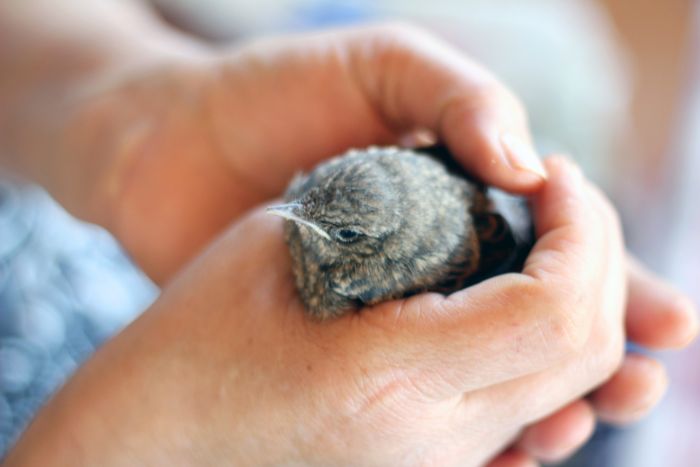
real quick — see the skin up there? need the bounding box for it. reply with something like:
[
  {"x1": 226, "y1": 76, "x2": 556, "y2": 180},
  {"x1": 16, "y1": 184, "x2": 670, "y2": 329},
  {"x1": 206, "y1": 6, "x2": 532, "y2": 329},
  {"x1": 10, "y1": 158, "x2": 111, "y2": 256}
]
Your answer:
[
  {"x1": 0, "y1": 1, "x2": 698, "y2": 465},
  {"x1": 3, "y1": 159, "x2": 631, "y2": 465}
]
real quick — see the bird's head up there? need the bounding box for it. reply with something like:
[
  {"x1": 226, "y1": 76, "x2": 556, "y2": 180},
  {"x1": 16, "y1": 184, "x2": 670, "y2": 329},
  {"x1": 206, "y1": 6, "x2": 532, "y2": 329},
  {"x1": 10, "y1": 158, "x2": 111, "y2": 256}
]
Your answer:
[{"x1": 267, "y1": 158, "x2": 404, "y2": 260}]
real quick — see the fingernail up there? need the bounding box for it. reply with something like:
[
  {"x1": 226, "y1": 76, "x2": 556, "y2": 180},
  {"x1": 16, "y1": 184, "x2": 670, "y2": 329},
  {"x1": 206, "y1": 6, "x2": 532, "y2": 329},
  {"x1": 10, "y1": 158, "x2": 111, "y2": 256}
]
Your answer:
[{"x1": 500, "y1": 132, "x2": 547, "y2": 180}]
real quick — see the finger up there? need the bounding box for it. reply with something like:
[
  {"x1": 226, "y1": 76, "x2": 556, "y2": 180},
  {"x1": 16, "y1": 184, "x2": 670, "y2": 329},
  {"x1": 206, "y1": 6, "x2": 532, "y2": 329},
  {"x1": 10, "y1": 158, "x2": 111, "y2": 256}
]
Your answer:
[
  {"x1": 518, "y1": 400, "x2": 595, "y2": 464},
  {"x1": 360, "y1": 157, "x2": 611, "y2": 399},
  {"x1": 625, "y1": 256, "x2": 699, "y2": 350},
  {"x1": 348, "y1": 23, "x2": 547, "y2": 192},
  {"x1": 486, "y1": 449, "x2": 539, "y2": 467},
  {"x1": 216, "y1": 23, "x2": 544, "y2": 197},
  {"x1": 457, "y1": 176, "x2": 626, "y2": 424},
  {"x1": 590, "y1": 353, "x2": 668, "y2": 425}
]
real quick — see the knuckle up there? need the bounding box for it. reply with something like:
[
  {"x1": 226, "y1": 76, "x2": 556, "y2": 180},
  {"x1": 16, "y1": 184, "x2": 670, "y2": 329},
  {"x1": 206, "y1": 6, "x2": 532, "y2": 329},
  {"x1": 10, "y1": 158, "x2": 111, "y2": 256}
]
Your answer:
[
  {"x1": 468, "y1": 82, "x2": 514, "y2": 109},
  {"x1": 534, "y1": 283, "x2": 591, "y2": 355},
  {"x1": 587, "y1": 183, "x2": 624, "y2": 237},
  {"x1": 360, "y1": 21, "x2": 434, "y2": 59},
  {"x1": 359, "y1": 21, "x2": 436, "y2": 83},
  {"x1": 581, "y1": 308, "x2": 626, "y2": 384},
  {"x1": 606, "y1": 341, "x2": 626, "y2": 379},
  {"x1": 597, "y1": 325, "x2": 625, "y2": 380},
  {"x1": 511, "y1": 279, "x2": 591, "y2": 357},
  {"x1": 461, "y1": 83, "x2": 529, "y2": 128},
  {"x1": 496, "y1": 88, "x2": 528, "y2": 120},
  {"x1": 548, "y1": 308, "x2": 589, "y2": 356}
]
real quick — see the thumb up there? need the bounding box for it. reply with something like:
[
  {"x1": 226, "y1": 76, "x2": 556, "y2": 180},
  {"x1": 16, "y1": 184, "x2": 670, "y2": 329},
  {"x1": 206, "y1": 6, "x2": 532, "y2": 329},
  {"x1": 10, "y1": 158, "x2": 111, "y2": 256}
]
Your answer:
[{"x1": 348, "y1": 23, "x2": 546, "y2": 192}]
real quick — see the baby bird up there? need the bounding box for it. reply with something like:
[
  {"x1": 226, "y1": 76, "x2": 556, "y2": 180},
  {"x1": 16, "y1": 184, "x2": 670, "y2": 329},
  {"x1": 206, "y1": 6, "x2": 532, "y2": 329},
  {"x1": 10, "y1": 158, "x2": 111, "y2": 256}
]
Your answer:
[{"x1": 268, "y1": 146, "x2": 530, "y2": 319}]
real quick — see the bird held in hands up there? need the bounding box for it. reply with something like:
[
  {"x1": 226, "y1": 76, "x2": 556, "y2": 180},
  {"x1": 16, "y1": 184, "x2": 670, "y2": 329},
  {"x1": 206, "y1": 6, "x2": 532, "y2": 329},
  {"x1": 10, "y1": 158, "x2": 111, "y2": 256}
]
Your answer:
[{"x1": 267, "y1": 146, "x2": 531, "y2": 320}]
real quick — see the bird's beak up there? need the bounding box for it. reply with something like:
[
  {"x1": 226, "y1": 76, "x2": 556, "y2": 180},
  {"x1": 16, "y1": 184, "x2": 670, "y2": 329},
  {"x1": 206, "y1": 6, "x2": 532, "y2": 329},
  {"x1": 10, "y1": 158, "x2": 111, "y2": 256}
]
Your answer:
[{"x1": 266, "y1": 203, "x2": 331, "y2": 240}]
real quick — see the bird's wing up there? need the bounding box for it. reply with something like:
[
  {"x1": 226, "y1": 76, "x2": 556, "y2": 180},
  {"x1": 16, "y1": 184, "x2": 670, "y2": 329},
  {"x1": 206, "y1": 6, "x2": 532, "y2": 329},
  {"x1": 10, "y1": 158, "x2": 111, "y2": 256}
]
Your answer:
[
  {"x1": 473, "y1": 189, "x2": 535, "y2": 280},
  {"x1": 329, "y1": 267, "x2": 404, "y2": 306}
]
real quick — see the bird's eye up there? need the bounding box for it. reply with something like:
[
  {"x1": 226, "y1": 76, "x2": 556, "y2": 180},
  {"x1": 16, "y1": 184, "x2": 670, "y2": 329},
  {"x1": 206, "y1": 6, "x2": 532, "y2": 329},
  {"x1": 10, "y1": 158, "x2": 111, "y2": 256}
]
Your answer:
[{"x1": 335, "y1": 228, "x2": 363, "y2": 243}]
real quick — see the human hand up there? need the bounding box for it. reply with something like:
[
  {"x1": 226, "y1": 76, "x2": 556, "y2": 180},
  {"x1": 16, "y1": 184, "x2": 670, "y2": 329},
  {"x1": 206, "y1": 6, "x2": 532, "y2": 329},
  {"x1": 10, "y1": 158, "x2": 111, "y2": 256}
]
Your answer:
[
  {"x1": 57, "y1": 23, "x2": 549, "y2": 283},
  {"x1": 9, "y1": 156, "x2": 684, "y2": 467},
  {"x1": 26, "y1": 22, "x2": 693, "y2": 465},
  {"x1": 488, "y1": 238, "x2": 699, "y2": 467}
]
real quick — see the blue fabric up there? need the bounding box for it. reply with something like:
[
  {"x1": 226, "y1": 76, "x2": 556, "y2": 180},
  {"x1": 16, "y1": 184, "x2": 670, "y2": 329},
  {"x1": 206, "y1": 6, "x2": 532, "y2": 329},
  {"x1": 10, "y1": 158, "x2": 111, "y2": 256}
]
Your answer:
[
  {"x1": 0, "y1": 181, "x2": 156, "y2": 457},
  {"x1": 285, "y1": 0, "x2": 376, "y2": 30}
]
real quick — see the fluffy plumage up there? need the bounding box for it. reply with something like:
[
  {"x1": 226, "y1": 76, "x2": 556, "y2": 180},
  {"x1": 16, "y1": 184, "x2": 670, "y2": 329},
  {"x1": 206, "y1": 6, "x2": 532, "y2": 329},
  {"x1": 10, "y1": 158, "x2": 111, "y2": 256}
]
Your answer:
[{"x1": 268, "y1": 146, "x2": 532, "y2": 319}]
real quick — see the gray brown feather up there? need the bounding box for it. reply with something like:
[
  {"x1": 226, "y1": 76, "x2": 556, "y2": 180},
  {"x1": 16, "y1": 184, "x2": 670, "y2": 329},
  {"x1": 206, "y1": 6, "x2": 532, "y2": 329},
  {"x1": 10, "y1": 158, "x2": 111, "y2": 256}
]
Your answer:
[{"x1": 276, "y1": 146, "x2": 533, "y2": 319}]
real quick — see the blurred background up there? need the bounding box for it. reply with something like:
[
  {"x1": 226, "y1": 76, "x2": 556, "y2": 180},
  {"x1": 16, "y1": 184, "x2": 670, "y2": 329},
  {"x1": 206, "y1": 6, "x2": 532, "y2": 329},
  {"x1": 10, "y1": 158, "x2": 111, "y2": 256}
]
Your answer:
[{"x1": 0, "y1": 0, "x2": 697, "y2": 465}]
